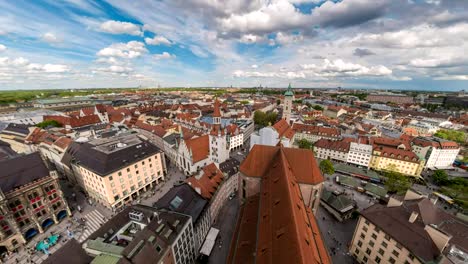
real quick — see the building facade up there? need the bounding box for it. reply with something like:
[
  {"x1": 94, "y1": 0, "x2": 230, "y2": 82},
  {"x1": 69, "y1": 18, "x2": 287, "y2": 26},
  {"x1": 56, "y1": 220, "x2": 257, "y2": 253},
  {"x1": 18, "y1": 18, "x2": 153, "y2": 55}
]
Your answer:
[
  {"x1": 292, "y1": 123, "x2": 341, "y2": 143},
  {"x1": 347, "y1": 141, "x2": 373, "y2": 168},
  {"x1": 411, "y1": 137, "x2": 460, "y2": 169},
  {"x1": 0, "y1": 153, "x2": 71, "y2": 252},
  {"x1": 349, "y1": 189, "x2": 468, "y2": 264},
  {"x1": 369, "y1": 146, "x2": 424, "y2": 177},
  {"x1": 314, "y1": 139, "x2": 350, "y2": 162},
  {"x1": 62, "y1": 134, "x2": 166, "y2": 209}
]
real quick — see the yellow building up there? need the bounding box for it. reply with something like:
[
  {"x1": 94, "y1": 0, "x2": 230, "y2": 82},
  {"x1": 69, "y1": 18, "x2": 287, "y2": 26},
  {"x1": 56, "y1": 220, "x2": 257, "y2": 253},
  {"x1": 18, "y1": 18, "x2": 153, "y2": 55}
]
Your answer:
[
  {"x1": 369, "y1": 146, "x2": 424, "y2": 177},
  {"x1": 62, "y1": 134, "x2": 166, "y2": 209}
]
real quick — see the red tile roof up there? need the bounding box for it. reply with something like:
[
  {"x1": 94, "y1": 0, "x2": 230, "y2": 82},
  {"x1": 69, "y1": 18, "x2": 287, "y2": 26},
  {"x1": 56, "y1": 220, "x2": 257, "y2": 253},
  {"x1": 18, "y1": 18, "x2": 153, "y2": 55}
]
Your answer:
[
  {"x1": 186, "y1": 163, "x2": 224, "y2": 199},
  {"x1": 184, "y1": 135, "x2": 209, "y2": 163},
  {"x1": 53, "y1": 137, "x2": 72, "y2": 149},
  {"x1": 292, "y1": 123, "x2": 340, "y2": 137},
  {"x1": 230, "y1": 145, "x2": 330, "y2": 264},
  {"x1": 134, "y1": 120, "x2": 167, "y2": 138},
  {"x1": 314, "y1": 138, "x2": 351, "y2": 152},
  {"x1": 272, "y1": 119, "x2": 295, "y2": 139},
  {"x1": 241, "y1": 145, "x2": 324, "y2": 185},
  {"x1": 374, "y1": 146, "x2": 420, "y2": 163},
  {"x1": 371, "y1": 137, "x2": 410, "y2": 150},
  {"x1": 228, "y1": 195, "x2": 260, "y2": 264},
  {"x1": 411, "y1": 137, "x2": 459, "y2": 149},
  {"x1": 43, "y1": 115, "x2": 101, "y2": 128}
]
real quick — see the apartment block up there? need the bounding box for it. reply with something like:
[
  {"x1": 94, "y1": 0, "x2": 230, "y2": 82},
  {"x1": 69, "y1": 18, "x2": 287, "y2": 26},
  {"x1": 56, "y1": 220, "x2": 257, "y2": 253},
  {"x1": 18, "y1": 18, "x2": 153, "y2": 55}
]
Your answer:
[
  {"x1": 347, "y1": 141, "x2": 373, "y2": 168},
  {"x1": 46, "y1": 205, "x2": 196, "y2": 264},
  {"x1": 292, "y1": 123, "x2": 341, "y2": 143},
  {"x1": 314, "y1": 138, "x2": 350, "y2": 162},
  {"x1": 349, "y1": 189, "x2": 468, "y2": 264},
  {"x1": 62, "y1": 134, "x2": 166, "y2": 209},
  {"x1": 0, "y1": 153, "x2": 71, "y2": 252},
  {"x1": 411, "y1": 137, "x2": 460, "y2": 169},
  {"x1": 369, "y1": 146, "x2": 424, "y2": 177}
]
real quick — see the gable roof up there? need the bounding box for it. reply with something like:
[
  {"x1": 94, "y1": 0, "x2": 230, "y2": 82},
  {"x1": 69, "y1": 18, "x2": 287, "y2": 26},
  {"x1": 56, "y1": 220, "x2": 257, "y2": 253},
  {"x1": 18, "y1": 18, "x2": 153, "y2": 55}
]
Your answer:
[
  {"x1": 230, "y1": 145, "x2": 330, "y2": 264},
  {"x1": 272, "y1": 119, "x2": 295, "y2": 139},
  {"x1": 240, "y1": 144, "x2": 324, "y2": 185},
  {"x1": 184, "y1": 135, "x2": 209, "y2": 163},
  {"x1": 186, "y1": 163, "x2": 224, "y2": 200},
  {"x1": 314, "y1": 138, "x2": 351, "y2": 153},
  {"x1": 361, "y1": 197, "x2": 468, "y2": 262}
]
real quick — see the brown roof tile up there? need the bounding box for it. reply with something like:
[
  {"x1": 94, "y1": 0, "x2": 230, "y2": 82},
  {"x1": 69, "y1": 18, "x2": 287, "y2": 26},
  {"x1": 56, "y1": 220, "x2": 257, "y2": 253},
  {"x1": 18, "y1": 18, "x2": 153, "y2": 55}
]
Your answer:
[
  {"x1": 184, "y1": 135, "x2": 209, "y2": 163},
  {"x1": 186, "y1": 163, "x2": 224, "y2": 199},
  {"x1": 240, "y1": 145, "x2": 323, "y2": 185},
  {"x1": 272, "y1": 119, "x2": 295, "y2": 139}
]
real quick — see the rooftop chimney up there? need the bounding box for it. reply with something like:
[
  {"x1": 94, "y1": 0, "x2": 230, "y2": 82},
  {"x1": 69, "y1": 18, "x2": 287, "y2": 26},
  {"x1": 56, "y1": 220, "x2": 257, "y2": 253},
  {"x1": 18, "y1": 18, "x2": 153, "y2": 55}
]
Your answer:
[{"x1": 409, "y1": 211, "x2": 419, "y2": 223}]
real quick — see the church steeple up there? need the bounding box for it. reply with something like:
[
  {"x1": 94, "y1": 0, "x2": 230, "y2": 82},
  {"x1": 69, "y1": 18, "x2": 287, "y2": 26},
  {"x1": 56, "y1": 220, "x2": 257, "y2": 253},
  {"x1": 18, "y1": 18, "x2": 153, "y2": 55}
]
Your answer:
[
  {"x1": 284, "y1": 83, "x2": 294, "y2": 97},
  {"x1": 283, "y1": 83, "x2": 293, "y2": 124},
  {"x1": 213, "y1": 98, "x2": 221, "y2": 125}
]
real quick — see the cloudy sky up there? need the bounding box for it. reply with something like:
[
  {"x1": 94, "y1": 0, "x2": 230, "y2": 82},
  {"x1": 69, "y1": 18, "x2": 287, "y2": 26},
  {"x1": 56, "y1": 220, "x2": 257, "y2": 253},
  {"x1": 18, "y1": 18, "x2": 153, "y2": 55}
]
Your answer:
[{"x1": 0, "y1": 0, "x2": 467, "y2": 91}]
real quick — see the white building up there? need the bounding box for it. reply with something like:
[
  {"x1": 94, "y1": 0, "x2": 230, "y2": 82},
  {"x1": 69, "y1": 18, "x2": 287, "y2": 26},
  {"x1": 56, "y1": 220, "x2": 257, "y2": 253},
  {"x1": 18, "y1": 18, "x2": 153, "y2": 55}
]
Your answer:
[
  {"x1": 314, "y1": 138, "x2": 350, "y2": 162},
  {"x1": 249, "y1": 119, "x2": 294, "y2": 150},
  {"x1": 177, "y1": 135, "x2": 210, "y2": 175},
  {"x1": 347, "y1": 140, "x2": 373, "y2": 168},
  {"x1": 411, "y1": 137, "x2": 460, "y2": 169}
]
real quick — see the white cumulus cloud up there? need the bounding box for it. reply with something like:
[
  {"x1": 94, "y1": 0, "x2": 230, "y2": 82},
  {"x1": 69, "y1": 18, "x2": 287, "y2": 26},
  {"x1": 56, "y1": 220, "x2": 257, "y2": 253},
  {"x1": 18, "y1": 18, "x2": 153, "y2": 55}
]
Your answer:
[
  {"x1": 97, "y1": 41, "x2": 148, "y2": 59},
  {"x1": 145, "y1": 36, "x2": 172, "y2": 45},
  {"x1": 0, "y1": 44, "x2": 6, "y2": 52},
  {"x1": 99, "y1": 20, "x2": 142, "y2": 36}
]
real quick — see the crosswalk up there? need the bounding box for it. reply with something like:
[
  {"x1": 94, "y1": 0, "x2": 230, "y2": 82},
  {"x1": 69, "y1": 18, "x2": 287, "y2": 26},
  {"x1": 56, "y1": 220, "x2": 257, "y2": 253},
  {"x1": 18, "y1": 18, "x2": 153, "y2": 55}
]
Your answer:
[{"x1": 77, "y1": 210, "x2": 106, "y2": 243}]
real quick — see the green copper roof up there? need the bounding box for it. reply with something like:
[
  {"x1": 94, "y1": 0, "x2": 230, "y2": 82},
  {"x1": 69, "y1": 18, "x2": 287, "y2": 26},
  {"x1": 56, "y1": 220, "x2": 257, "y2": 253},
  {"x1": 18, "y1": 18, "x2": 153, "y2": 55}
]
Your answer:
[{"x1": 284, "y1": 83, "x2": 294, "y2": 96}]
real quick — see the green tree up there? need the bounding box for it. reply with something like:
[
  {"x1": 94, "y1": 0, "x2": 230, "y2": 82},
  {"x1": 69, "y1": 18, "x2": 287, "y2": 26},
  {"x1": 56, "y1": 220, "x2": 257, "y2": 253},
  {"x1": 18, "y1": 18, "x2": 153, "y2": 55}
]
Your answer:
[
  {"x1": 253, "y1": 111, "x2": 278, "y2": 128},
  {"x1": 384, "y1": 171, "x2": 411, "y2": 193},
  {"x1": 312, "y1": 105, "x2": 324, "y2": 111},
  {"x1": 432, "y1": 170, "x2": 449, "y2": 186},
  {"x1": 36, "y1": 120, "x2": 62, "y2": 129},
  {"x1": 319, "y1": 160, "x2": 335, "y2": 175},
  {"x1": 276, "y1": 99, "x2": 281, "y2": 105},
  {"x1": 434, "y1": 129, "x2": 466, "y2": 144},
  {"x1": 240, "y1": 100, "x2": 250, "y2": 105},
  {"x1": 297, "y1": 138, "x2": 313, "y2": 149}
]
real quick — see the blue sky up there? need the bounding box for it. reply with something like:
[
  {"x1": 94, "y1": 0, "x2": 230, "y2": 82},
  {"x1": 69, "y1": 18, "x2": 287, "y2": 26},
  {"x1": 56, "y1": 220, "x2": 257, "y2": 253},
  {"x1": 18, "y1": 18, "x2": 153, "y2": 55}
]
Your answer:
[{"x1": 0, "y1": 0, "x2": 467, "y2": 91}]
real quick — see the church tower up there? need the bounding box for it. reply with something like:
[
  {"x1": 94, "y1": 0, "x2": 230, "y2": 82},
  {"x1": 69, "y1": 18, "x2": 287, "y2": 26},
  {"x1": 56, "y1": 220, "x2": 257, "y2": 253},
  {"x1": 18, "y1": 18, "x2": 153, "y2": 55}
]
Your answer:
[
  {"x1": 209, "y1": 99, "x2": 229, "y2": 165},
  {"x1": 283, "y1": 83, "x2": 294, "y2": 124}
]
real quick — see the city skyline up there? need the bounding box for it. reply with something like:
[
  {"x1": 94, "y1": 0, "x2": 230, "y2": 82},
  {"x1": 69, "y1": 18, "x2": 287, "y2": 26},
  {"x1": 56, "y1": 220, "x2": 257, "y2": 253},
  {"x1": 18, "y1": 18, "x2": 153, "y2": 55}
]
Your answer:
[{"x1": 0, "y1": 0, "x2": 468, "y2": 91}]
